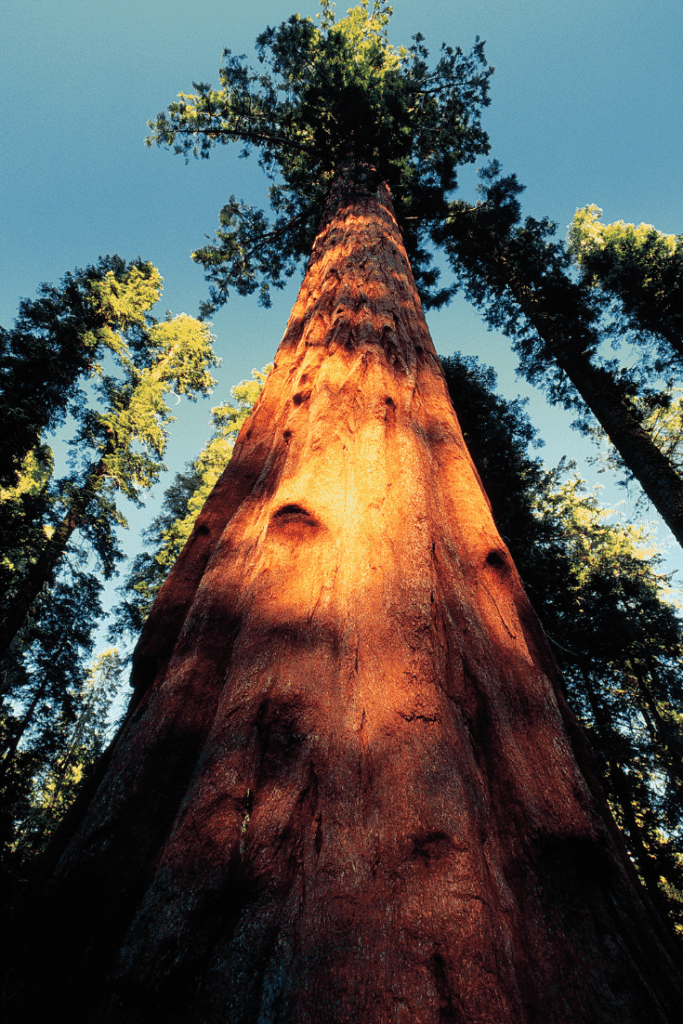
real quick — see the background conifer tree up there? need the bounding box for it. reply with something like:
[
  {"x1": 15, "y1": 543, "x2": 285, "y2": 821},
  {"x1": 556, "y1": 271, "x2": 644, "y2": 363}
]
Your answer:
[
  {"x1": 439, "y1": 165, "x2": 683, "y2": 547},
  {"x1": 0, "y1": 259, "x2": 219, "y2": 906},
  {"x1": 0, "y1": 263, "x2": 218, "y2": 670},
  {"x1": 568, "y1": 205, "x2": 683, "y2": 364}
]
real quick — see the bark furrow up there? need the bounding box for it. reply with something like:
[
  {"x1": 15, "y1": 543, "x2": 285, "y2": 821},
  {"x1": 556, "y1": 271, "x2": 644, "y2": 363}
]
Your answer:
[{"x1": 5, "y1": 175, "x2": 683, "y2": 1024}]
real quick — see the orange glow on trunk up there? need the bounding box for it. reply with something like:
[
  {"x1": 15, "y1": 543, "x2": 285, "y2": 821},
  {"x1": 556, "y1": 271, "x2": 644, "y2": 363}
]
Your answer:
[{"x1": 6, "y1": 172, "x2": 683, "y2": 1024}]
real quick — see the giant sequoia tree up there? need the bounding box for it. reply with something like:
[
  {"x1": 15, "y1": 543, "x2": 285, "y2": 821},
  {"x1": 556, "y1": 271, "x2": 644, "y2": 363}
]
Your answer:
[{"x1": 5, "y1": 5, "x2": 683, "y2": 1022}]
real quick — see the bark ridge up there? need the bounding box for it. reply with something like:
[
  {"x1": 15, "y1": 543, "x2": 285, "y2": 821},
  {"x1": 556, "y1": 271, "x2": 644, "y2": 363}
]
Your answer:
[{"x1": 5, "y1": 177, "x2": 683, "y2": 1024}]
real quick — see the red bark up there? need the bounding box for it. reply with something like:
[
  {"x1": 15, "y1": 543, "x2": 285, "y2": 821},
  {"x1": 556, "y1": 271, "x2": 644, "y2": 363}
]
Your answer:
[{"x1": 5, "y1": 173, "x2": 683, "y2": 1023}]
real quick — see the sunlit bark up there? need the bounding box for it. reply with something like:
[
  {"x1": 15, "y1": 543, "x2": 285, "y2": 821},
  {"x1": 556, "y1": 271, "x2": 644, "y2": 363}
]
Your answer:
[{"x1": 6, "y1": 171, "x2": 683, "y2": 1023}]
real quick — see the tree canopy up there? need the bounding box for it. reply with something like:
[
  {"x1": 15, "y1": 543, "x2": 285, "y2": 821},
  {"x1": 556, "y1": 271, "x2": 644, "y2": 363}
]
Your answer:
[
  {"x1": 0, "y1": 264, "x2": 218, "y2": 668},
  {"x1": 146, "y1": 0, "x2": 493, "y2": 312},
  {"x1": 0, "y1": 257, "x2": 163, "y2": 490},
  {"x1": 568, "y1": 205, "x2": 683, "y2": 367}
]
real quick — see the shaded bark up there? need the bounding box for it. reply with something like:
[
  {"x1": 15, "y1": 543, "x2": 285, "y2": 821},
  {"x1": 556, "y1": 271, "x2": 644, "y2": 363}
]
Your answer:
[{"x1": 5, "y1": 172, "x2": 683, "y2": 1023}]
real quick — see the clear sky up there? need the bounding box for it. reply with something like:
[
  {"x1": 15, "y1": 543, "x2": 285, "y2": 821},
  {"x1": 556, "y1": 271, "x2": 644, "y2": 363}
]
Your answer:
[{"x1": 2, "y1": 0, "x2": 682, "y2": 602}]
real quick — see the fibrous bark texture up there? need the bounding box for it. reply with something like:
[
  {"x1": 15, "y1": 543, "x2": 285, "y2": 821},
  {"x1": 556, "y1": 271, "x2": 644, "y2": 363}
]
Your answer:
[{"x1": 5, "y1": 175, "x2": 683, "y2": 1023}]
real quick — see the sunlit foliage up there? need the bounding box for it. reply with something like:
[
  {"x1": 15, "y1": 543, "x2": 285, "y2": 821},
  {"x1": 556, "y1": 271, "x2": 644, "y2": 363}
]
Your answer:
[
  {"x1": 113, "y1": 366, "x2": 271, "y2": 637},
  {"x1": 0, "y1": 258, "x2": 162, "y2": 490},
  {"x1": 2, "y1": 648, "x2": 124, "y2": 900},
  {"x1": 568, "y1": 205, "x2": 683, "y2": 367},
  {"x1": 0, "y1": 263, "x2": 218, "y2": 668},
  {"x1": 146, "y1": 1, "x2": 493, "y2": 311}
]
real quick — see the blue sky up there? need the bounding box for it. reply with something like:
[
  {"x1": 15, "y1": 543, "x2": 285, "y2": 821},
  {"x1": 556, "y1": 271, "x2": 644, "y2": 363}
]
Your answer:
[{"x1": 3, "y1": 0, "x2": 682, "y2": 598}]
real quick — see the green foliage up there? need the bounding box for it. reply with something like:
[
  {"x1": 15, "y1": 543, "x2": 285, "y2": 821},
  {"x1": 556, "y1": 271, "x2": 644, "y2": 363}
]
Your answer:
[
  {"x1": 0, "y1": 445, "x2": 54, "y2": 608},
  {"x1": 579, "y1": 381, "x2": 683, "y2": 507},
  {"x1": 624, "y1": 385, "x2": 683, "y2": 475},
  {"x1": 0, "y1": 263, "x2": 219, "y2": 670},
  {"x1": 442, "y1": 352, "x2": 683, "y2": 931},
  {"x1": 113, "y1": 366, "x2": 271, "y2": 637},
  {"x1": 568, "y1": 205, "x2": 683, "y2": 366},
  {"x1": 146, "y1": 1, "x2": 492, "y2": 312},
  {"x1": 438, "y1": 164, "x2": 613, "y2": 396},
  {"x1": 0, "y1": 257, "x2": 162, "y2": 490},
  {"x1": 80, "y1": 310, "x2": 218, "y2": 508},
  {"x1": 0, "y1": 260, "x2": 220, "y2": 904},
  {"x1": 2, "y1": 647, "x2": 124, "y2": 901}
]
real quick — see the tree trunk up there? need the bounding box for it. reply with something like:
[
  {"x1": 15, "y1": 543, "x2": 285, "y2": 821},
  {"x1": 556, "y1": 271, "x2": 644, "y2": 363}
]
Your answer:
[
  {"x1": 523, "y1": 305, "x2": 683, "y2": 549},
  {"x1": 0, "y1": 680, "x2": 45, "y2": 771},
  {"x1": 486, "y1": 251, "x2": 683, "y2": 549},
  {"x1": 5, "y1": 171, "x2": 683, "y2": 1023},
  {"x1": 0, "y1": 460, "x2": 106, "y2": 683}
]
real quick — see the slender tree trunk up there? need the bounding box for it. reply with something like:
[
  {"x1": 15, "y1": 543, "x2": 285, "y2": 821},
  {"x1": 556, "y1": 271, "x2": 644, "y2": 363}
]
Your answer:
[
  {"x1": 0, "y1": 682, "x2": 45, "y2": 771},
  {"x1": 488, "y1": 255, "x2": 683, "y2": 549},
  {"x1": 5, "y1": 172, "x2": 683, "y2": 1023},
  {"x1": 0, "y1": 460, "x2": 105, "y2": 683}
]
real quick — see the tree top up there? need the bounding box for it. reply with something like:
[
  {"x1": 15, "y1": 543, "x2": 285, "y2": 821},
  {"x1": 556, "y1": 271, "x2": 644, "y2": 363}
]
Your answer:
[{"x1": 146, "y1": 1, "x2": 493, "y2": 313}]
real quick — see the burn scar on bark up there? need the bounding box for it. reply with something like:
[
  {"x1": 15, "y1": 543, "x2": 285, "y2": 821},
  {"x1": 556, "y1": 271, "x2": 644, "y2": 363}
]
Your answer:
[
  {"x1": 272, "y1": 504, "x2": 311, "y2": 519},
  {"x1": 411, "y1": 831, "x2": 458, "y2": 863},
  {"x1": 485, "y1": 549, "x2": 508, "y2": 570},
  {"x1": 269, "y1": 504, "x2": 325, "y2": 541}
]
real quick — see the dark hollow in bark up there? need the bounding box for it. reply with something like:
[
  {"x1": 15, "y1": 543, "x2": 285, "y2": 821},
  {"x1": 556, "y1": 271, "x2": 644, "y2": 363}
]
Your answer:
[{"x1": 4, "y1": 176, "x2": 683, "y2": 1023}]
